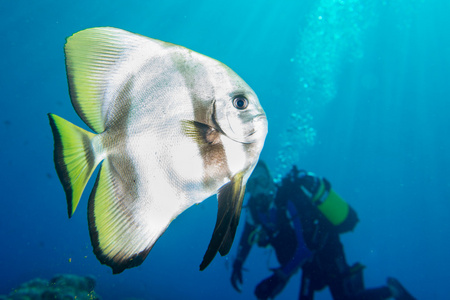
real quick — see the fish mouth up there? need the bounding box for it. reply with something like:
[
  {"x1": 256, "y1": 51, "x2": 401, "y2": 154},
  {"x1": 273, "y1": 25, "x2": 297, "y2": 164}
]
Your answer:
[
  {"x1": 226, "y1": 113, "x2": 267, "y2": 144},
  {"x1": 245, "y1": 113, "x2": 267, "y2": 137}
]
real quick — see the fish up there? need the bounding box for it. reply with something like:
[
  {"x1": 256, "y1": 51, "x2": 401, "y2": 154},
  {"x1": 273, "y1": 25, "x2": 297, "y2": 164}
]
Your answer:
[{"x1": 48, "y1": 27, "x2": 268, "y2": 274}]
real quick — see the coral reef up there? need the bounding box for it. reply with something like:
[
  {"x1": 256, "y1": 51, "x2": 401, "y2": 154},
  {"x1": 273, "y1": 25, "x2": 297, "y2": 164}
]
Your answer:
[{"x1": 0, "y1": 274, "x2": 101, "y2": 300}]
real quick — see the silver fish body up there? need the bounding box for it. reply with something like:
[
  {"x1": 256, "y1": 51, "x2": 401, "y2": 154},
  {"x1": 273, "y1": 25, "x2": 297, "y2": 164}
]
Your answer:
[{"x1": 48, "y1": 27, "x2": 267, "y2": 273}]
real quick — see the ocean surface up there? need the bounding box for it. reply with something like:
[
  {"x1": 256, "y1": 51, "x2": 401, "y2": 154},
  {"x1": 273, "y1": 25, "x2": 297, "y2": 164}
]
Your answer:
[{"x1": 1, "y1": 0, "x2": 448, "y2": 299}]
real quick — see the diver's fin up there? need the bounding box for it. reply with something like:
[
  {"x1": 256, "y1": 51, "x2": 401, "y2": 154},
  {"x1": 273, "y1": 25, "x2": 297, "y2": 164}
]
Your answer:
[
  {"x1": 88, "y1": 158, "x2": 175, "y2": 274},
  {"x1": 387, "y1": 277, "x2": 416, "y2": 300},
  {"x1": 48, "y1": 114, "x2": 100, "y2": 218},
  {"x1": 199, "y1": 172, "x2": 245, "y2": 271}
]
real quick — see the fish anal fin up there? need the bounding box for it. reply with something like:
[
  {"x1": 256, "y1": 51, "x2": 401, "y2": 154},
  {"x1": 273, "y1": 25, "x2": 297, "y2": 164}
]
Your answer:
[
  {"x1": 88, "y1": 158, "x2": 171, "y2": 274},
  {"x1": 199, "y1": 172, "x2": 245, "y2": 271}
]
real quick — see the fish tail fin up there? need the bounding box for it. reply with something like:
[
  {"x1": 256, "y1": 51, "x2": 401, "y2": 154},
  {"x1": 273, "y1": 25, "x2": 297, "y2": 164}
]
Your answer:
[{"x1": 48, "y1": 113, "x2": 101, "y2": 218}]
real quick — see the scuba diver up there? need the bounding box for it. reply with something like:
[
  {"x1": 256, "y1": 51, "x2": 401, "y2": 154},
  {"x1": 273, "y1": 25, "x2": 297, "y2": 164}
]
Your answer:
[{"x1": 230, "y1": 161, "x2": 415, "y2": 300}]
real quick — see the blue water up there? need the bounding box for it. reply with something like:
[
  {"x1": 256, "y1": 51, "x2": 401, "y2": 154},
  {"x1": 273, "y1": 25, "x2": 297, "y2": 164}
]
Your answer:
[{"x1": 1, "y1": 0, "x2": 449, "y2": 299}]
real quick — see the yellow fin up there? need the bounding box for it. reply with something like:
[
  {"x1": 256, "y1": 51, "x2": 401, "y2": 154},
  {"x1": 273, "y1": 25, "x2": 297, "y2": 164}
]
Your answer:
[
  {"x1": 48, "y1": 114, "x2": 99, "y2": 217},
  {"x1": 180, "y1": 120, "x2": 221, "y2": 145},
  {"x1": 199, "y1": 172, "x2": 246, "y2": 271},
  {"x1": 65, "y1": 27, "x2": 149, "y2": 133},
  {"x1": 88, "y1": 159, "x2": 169, "y2": 274}
]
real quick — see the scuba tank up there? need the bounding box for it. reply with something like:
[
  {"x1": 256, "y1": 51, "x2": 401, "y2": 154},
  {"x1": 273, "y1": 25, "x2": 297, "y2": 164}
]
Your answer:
[{"x1": 297, "y1": 169, "x2": 359, "y2": 234}]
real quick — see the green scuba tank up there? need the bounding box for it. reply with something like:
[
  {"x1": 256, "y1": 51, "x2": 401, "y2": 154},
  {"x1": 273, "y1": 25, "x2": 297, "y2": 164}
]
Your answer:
[{"x1": 309, "y1": 177, "x2": 358, "y2": 233}]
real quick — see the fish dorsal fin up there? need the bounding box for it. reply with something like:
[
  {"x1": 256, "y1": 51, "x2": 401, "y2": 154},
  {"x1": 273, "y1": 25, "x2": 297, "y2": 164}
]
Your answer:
[
  {"x1": 64, "y1": 27, "x2": 164, "y2": 133},
  {"x1": 199, "y1": 172, "x2": 246, "y2": 271}
]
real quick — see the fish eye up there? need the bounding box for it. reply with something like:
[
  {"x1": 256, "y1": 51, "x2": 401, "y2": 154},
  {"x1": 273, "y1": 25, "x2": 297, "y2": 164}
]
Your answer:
[{"x1": 232, "y1": 96, "x2": 249, "y2": 110}]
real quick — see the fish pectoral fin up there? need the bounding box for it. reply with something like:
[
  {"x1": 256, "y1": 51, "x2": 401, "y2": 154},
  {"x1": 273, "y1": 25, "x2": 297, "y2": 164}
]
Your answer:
[
  {"x1": 181, "y1": 120, "x2": 221, "y2": 145},
  {"x1": 88, "y1": 158, "x2": 173, "y2": 274},
  {"x1": 199, "y1": 172, "x2": 246, "y2": 271}
]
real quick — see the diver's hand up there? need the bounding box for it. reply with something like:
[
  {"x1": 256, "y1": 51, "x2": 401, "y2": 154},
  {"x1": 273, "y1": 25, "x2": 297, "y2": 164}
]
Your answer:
[
  {"x1": 254, "y1": 269, "x2": 289, "y2": 300},
  {"x1": 231, "y1": 260, "x2": 243, "y2": 292}
]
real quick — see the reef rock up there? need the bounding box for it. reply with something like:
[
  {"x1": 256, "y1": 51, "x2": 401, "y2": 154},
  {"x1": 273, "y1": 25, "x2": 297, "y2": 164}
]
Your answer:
[{"x1": 0, "y1": 274, "x2": 101, "y2": 300}]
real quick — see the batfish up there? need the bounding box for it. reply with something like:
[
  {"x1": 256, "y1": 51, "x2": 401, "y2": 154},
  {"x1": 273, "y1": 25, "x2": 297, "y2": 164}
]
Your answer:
[{"x1": 48, "y1": 27, "x2": 268, "y2": 274}]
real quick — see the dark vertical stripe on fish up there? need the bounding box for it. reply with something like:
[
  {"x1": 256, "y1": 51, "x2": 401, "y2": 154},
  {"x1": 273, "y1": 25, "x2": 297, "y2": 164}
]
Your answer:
[{"x1": 171, "y1": 51, "x2": 231, "y2": 187}]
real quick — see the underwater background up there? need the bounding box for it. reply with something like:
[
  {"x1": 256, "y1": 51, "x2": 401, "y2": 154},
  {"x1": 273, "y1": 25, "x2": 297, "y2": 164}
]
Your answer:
[{"x1": 1, "y1": 0, "x2": 449, "y2": 299}]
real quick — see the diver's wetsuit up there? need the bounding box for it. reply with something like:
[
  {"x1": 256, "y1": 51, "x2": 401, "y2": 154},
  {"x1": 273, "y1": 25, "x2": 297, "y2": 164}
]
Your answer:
[{"x1": 234, "y1": 166, "x2": 393, "y2": 300}]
